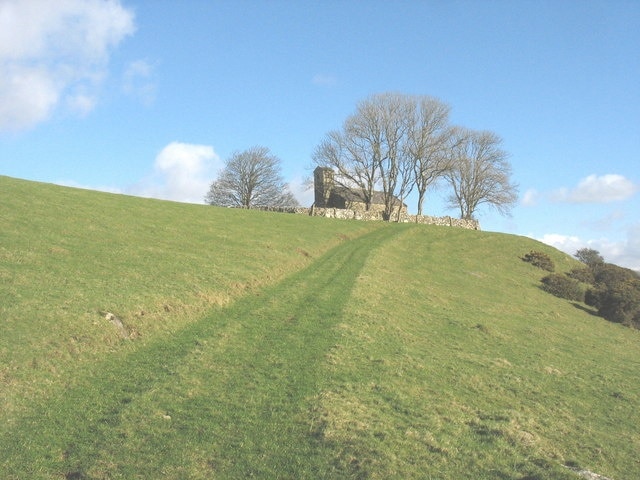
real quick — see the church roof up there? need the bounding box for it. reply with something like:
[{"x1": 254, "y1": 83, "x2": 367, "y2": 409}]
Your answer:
[{"x1": 332, "y1": 186, "x2": 405, "y2": 207}]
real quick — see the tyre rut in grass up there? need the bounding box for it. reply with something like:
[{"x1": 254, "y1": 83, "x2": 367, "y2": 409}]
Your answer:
[{"x1": 1, "y1": 225, "x2": 401, "y2": 479}]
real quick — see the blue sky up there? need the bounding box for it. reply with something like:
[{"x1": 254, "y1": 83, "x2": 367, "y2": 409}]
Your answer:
[{"x1": 1, "y1": 0, "x2": 639, "y2": 269}]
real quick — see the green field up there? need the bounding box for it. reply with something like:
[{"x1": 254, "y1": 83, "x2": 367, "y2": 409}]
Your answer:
[{"x1": 1, "y1": 175, "x2": 638, "y2": 479}]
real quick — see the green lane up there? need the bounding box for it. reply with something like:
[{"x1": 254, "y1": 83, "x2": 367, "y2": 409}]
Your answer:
[{"x1": 1, "y1": 225, "x2": 402, "y2": 479}]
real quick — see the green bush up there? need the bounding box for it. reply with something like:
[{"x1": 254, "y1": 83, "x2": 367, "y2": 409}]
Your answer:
[
  {"x1": 583, "y1": 263, "x2": 640, "y2": 328},
  {"x1": 594, "y1": 263, "x2": 638, "y2": 287},
  {"x1": 597, "y1": 282, "x2": 640, "y2": 326},
  {"x1": 567, "y1": 267, "x2": 595, "y2": 285},
  {"x1": 541, "y1": 274, "x2": 584, "y2": 302},
  {"x1": 585, "y1": 286, "x2": 605, "y2": 309},
  {"x1": 522, "y1": 250, "x2": 555, "y2": 272}
]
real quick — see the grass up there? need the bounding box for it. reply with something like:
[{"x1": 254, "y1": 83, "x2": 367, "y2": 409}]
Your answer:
[
  {"x1": 311, "y1": 227, "x2": 640, "y2": 479},
  {"x1": 1, "y1": 176, "x2": 639, "y2": 479},
  {"x1": 1, "y1": 226, "x2": 402, "y2": 478},
  {"x1": 0, "y1": 176, "x2": 375, "y2": 414}
]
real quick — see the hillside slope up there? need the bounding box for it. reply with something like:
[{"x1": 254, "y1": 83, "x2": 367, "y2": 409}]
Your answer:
[
  {"x1": 1, "y1": 176, "x2": 638, "y2": 479},
  {"x1": 0, "y1": 175, "x2": 376, "y2": 411},
  {"x1": 313, "y1": 226, "x2": 640, "y2": 479}
]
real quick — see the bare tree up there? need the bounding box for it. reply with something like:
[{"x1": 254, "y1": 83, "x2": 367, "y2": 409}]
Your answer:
[
  {"x1": 372, "y1": 93, "x2": 414, "y2": 221},
  {"x1": 406, "y1": 96, "x2": 454, "y2": 215},
  {"x1": 205, "y1": 146, "x2": 298, "y2": 208},
  {"x1": 444, "y1": 128, "x2": 518, "y2": 219},
  {"x1": 315, "y1": 93, "x2": 518, "y2": 222},
  {"x1": 313, "y1": 92, "x2": 415, "y2": 220},
  {"x1": 313, "y1": 128, "x2": 378, "y2": 210}
]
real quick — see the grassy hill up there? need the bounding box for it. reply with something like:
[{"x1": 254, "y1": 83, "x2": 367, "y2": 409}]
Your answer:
[{"x1": 1, "y1": 175, "x2": 638, "y2": 479}]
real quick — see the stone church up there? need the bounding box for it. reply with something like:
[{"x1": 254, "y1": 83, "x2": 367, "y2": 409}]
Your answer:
[{"x1": 313, "y1": 166, "x2": 407, "y2": 215}]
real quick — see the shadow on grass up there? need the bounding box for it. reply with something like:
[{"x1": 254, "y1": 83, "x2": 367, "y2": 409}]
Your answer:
[{"x1": 571, "y1": 302, "x2": 600, "y2": 317}]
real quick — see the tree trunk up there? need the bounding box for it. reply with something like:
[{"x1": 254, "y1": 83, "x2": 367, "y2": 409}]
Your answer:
[{"x1": 416, "y1": 190, "x2": 425, "y2": 216}]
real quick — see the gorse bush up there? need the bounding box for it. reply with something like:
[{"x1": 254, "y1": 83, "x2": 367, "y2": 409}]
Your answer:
[
  {"x1": 522, "y1": 250, "x2": 555, "y2": 272},
  {"x1": 541, "y1": 273, "x2": 584, "y2": 302},
  {"x1": 584, "y1": 262, "x2": 640, "y2": 328},
  {"x1": 596, "y1": 283, "x2": 640, "y2": 328},
  {"x1": 567, "y1": 267, "x2": 595, "y2": 285},
  {"x1": 521, "y1": 248, "x2": 640, "y2": 330}
]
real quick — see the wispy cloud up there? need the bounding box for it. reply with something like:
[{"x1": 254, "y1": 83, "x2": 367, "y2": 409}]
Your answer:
[
  {"x1": 551, "y1": 174, "x2": 638, "y2": 203},
  {"x1": 128, "y1": 142, "x2": 221, "y2": 204},
  {"x1": 288, "y1": 174, "x2": 314, "y2": 206},
  {"x1": 581, "y1": 210, "x2": 625, "y2": 232},
  {"x1": 536, "y1": 226, "x2": 640, "y2": 272},
  {"x1": 55, "y1": 180, "x2": 123, "y2": 195},
  {"x1": 312, "y1": 74, "x2": 338, "y2": 87},
  {"x1": 622, "y1": 223, "x2": 640, "y2": 272},
  {"x1": 123, "y1": 59, "x2": 157, "y2": 105},
  {"x1": 537, "y1": 233, "x2": 584, "y2": 257},
  {"x1": 521, "y1": 188, "x2": 539, "y2": 207},
  {"x1": 0, "y1": 0, "x2": 135, "y2": 131}
]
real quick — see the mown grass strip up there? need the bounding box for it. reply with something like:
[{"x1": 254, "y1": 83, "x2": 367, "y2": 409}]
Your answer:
[{"x1": 1, "y1": 225, "x2": 401, "y2": 479}]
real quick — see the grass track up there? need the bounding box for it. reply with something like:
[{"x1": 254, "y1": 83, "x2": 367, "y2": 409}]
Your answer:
[
  {"x1": 307, "y1": 226, "x2": 640, "y2": 479},
  {"x1": 1, "y1": 224, "x2": 402, "y2": 479},
  {"x1": 2, "y1": 177, "x2": 639, "y2": 479},
  {"x1": 0, "y1": 175, "x2": 376, "y2": 418}
]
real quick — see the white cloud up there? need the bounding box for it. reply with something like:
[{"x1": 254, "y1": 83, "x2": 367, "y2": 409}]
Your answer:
[
  {"x1": 537, "y1": 228, "x2": 640, "y2": 272},
  {"x1": 552, "y1": 174, "x2": 638, "y2": 203},
  {"x1": 66, "y1": 91, "x2": 98, "y2": 116},
  {"x1": 615, "y1": 223, "x2": 640, "y2": 272},
  {"x1": 123, "y1": 59, "x2": 157, "y2": 105},
  {"x1": 0, "y1": 0, "x2": 135, "y2": 131},
  {"x1": 288, "y1": 175, "x2": 314, "y2": 207},
  {"x1": 128, "y1": 142, "x2": 221, "y2": 204},
  {"x1": 0, "y1": 66, "x2": 59, "y2": 129},
  {"x1": 537, "y1": 234, "x2": 585, "y2": 257},
  {"x1": 56, "y1": 179, "x2": 123, "y2": 195},
  {"x1": 521, "y1": 188, "x2": 539, "y2": 207}
]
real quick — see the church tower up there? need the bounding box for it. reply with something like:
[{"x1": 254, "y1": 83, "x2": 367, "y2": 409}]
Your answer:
[{"x1": 313, "y1": 167, "x2": 334, "y2": 207}]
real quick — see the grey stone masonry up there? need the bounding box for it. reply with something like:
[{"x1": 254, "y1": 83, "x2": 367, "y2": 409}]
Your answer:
[{"x1": 248, "y1": 206, "x2": 480, "y2": 230}]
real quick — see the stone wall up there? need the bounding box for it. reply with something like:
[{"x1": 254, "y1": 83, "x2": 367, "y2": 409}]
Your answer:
[
  {"x1": 309, "y1": 207, "x2": 479, "y2": 229},
  {"x1": 247, "y1": 205, "x2": 480, "y2": 230},
  {"x1": 403, "y1": 214, "x2": 480, "y2": 230},
  {"x1": 249, "y1": 206, "x2": 311, "y2": 215}
]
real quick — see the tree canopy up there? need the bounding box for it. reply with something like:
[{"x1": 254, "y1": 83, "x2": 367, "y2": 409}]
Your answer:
[
  {"x1": 574, "y1": 248, "x2": 605, "y2": 268},
  {"x1": 313, "y1": 92, "x2": 518, "y2": 220},
  {"x1": 205, "y1": 146, "x2": 298, "y2": 208},
  {"x1": 444, "y1": 128, "x2": 518, "y2": 220}
]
